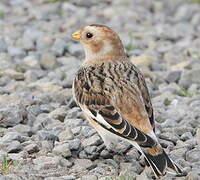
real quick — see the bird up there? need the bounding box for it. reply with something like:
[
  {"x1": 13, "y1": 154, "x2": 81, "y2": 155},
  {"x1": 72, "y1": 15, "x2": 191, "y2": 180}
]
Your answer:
[{"x1": 72, "y1": 24, "x2": 182, "y2": 178}]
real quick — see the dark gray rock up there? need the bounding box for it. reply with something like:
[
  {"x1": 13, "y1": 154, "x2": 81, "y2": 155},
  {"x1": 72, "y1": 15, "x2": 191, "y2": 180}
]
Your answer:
[
  {"x1": 0, "y1": 104, "x2": 25, "y2": 127},
  {"x1": 35, "y1": 130, "x2": 59, "y2": 142},
  {"x1": 69, "y1": 139, "x2": 81, "y2": 151},
  {"x1": 165, "y1": 71, "x2": 181, "y2": 83}
]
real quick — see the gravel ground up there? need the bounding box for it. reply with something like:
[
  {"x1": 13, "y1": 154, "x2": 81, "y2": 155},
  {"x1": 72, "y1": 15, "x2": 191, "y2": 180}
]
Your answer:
[{"x1": 0, "y1": 0, "x2": 200, "y2": 179}]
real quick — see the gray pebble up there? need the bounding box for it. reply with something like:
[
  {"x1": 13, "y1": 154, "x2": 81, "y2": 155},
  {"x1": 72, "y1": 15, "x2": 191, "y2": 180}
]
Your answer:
[
  {"x1": 82, "y1": 134, "x2": 102, "y2": 147},
  {"x1": 186, "y1": 171, "x2": 200, "y2": 180},
  {"x1": 40, "y1": 52, "x2": 59, "y2": 70},
  {"x1": 51, "y1": 39, "x2": 67, "y2": 56},
  {"x1": 165, "y1": 71, "x2": 181, "y2": 83},
  {"x1": 7, "y1": 46, "x2": 26, "y2": 58},
  {"x1": 106, "y1": 159, "x2": 120, "y2": 169},
  {"x1": 7, "y1": 140, "x2": 22, "y2": 153},
  {"x1": 52, "y1": 143, "x2": 71, "y2": 158},
  {"x1": 61, "y1": 175, "x2": 76, "y2": 180},
  {"x1": 179, "y1": 69, "x2": 200, "y2": 88},
  {"x1": 60, "y1": 158, "x2": 73, "y2": 168},
  {"x1": 181, "y1": 132, "x2": 193, "y2": 141},
  {"x1": 69, "y1": 139, "x2": 81, "y2": 151},
  {"x1": 24, "y1": 144, "x2": 39, "y2": 154},
  {"x1": 67, "y1": 43, "x2": 82, "y2": 57},
  {"x1": 89, "y1": 167, "x2": 105, "y2": 175},
  {"x1": 33, "y1": 156, "x2": 61, "y2": 170},
  {"x1": 81, "y1": 175, "x2": 97, "y2": 180},
  {"x1": 79, "y1": 150, "x2": 88, "y2": 159},
  {"x1": 74, "y1": 158, "x2": 95, "y2": 170},
  {"x1": 85, "y1": 145, "x2": 97, "y2": 155},
  {"x1": 41, "y1": 140, "x2": 54, "y2": 152},
  {"x1": 0, "y1": 105, "x2": 24, "y2": 127},
  {"x1": 36, "y1": 130, "x2": 59, "y2": 142},
  {"x1": 186, "y1": 147, "x2": 200, "y2": 162}
]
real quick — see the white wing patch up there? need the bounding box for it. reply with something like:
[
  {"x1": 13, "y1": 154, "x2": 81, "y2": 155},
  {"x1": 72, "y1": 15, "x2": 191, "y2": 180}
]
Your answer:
[
  {"x1": 81, "y1": 106, "x2": 112, "y2": 129},
  {"x1": 147, "y1": 130, "x2": 158, "y2": 143}
]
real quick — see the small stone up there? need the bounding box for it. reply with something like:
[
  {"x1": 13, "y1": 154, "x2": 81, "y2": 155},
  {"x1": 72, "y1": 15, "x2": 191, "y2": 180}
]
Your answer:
[
  {"x1": 40, "y1": 52, "x2": 59, "y2": 70},
  {"x1": 170, "y1": 147, "x2": 188, "y2": 158},
  {"x1": 165, "y1": 71, "x2": 181, "y2": 83},
  {"x1": 186, "y1": 171, "x2": 200, "y2": 180},
  {"x1": 106, "y1": 159, "x2": 120, "y2": 169},
  {"x1": 0, "y1": 132, "x2": 24, "y2": 144},
  {"x1": 13, "y1": 124, "x2": 32, "y2": 136},
  {"x1": 69, "y1": 139, "x2": 81, "y2": 151},
  {"x1": 175, "y1": 126, "x2": 194, "y2": 136},
  {"x1": 44, "y1": 177, "x2": 64, "y2": 180},
  {"x1": 74, "y1": 159, "x2": 95, "y2": 170},
  {"x1": 67, "y1": 43, "x2": 82, "y2": 56},
  {"x1": 186, "y1": 147, "x2": 200, "y2": 162},
  {"x1": 179, "y1": 69, "x2": 200, "y2": 88},
  {"x1": 51, "y1": 39, "x2": 67, "y2": 56},
  {"x1": 52, "y1": 143, "x2": 71, "y2": 158},
  {"x1": 36, "y1": 35, "x2": 53, "y2": 50},
  {"x1": 159, "y1": 139, "x2": 174, "y2": 148},
  {"x1": 85, "y1": 145, "x2": 97, "y2": 155},
  {"x1": 181, "y1": 132, "x2": 193, "y2": 141},
  {"x1": 60, "y1": 158, "x2": 73, "y2": 168},
  {"x1": 79, "y1": 150, "x2": 88, "y2": 159},
  {"x1": 130, "y1": 54, "x2": 153, "y2": 67},
  {"x1": 120, "y1": 161, "x2": 143, "y2": 175},
  {"x1": 7, "y1": 141, "x2": 22, "y2": 153},
  {"x1": 41, "y1": 140, "x2": 54, "y2": 151},
  {"x1": 64, "y1": 118, "x2": 83, "y2": 128},
  {"x1": 71, "y1": 126, "x2": 81, "y2": 136},
  {"x1": 40, "y1": 104, "x2": 54, "y2": 113},
  {"x1": 82, "y1": 134, "x2": 102, "y2": 147},
  {"x1": 0, "y1": 69, "x2": 24, "y2": 80},
  {"x1": 49, "y1": 107, "x2": 67, "y2": 122},
  {"x1": 23, "y1": 56, "x2": 40, "y2": 69},
  {"x1": 125, "y1": 148, "x2": 141, "y2": 161},
  {"x1": 89, "y1": 167, "x2": 105, "y2": 175},
  {"x1": 24, "y1": 144, "x2": 39, "y2": 154},
  {"x1": 33, "y1": 156, "x2": 61, "y2": 170},
  {"x1": 58, "y1": 127, "x2": 74, "y2": 141},
  {"x1": 81, "y1": 126, "x2": 96, "y2": 137},
  {"x1": 36, "y1": 130, "x2": 59, "y2": 142},
  {"x1": 7, "y1": 46, "x2": 26, "y2": 58},
  {"x1": 65, "y1": 107, "x2": 80, "y2": 119},
  {"x1": 61, "y1": 175, "x2": 76, "y2": 180},
  {"x1": 159, "y1": 132, "x2": 179, "y2": 143},
  {"x1": 100, "y1": 149, "x2": 112, "y2": 159},
  {"x1": 81, "y1": 175, "x2": 97, "y2": 180}
]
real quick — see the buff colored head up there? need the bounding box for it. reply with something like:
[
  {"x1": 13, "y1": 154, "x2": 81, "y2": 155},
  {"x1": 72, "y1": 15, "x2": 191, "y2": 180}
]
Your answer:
[{"x1": 72, "y1": 24, "x2": 126, "y2": 62}]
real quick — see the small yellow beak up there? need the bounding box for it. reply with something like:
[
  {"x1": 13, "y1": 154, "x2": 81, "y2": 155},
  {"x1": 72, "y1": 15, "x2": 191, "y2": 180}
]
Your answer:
[{"x1": 72, "y1": 30, "x2": 81, "y2": 40}]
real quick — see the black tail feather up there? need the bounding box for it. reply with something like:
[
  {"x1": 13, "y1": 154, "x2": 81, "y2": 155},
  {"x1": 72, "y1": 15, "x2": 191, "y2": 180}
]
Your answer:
[{"x1": 144, "y1": 150, "x2": 182, "y2": 178}]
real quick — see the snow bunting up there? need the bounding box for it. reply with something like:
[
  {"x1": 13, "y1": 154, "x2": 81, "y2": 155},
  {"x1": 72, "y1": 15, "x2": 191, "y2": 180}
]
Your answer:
[{"x1": 72, "y1": 24, "x2": 182, "y2": 178}]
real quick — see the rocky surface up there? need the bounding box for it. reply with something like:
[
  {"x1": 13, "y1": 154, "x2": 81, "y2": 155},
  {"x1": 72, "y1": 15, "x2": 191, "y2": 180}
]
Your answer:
[{"x1": 0, "y1": 0, "x2": 200, "y2": 179}]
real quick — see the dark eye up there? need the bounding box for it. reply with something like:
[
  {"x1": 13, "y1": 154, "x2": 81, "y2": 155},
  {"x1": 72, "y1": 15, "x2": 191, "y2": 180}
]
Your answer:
[{"x1": 86, "y1": 33, "x2": 93, "y2": 38}]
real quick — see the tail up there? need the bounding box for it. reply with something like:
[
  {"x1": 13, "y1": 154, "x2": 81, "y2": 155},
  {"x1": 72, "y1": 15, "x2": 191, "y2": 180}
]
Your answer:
[{"x1": 143, "y1": 146, "x2": 182, "y2": 178}]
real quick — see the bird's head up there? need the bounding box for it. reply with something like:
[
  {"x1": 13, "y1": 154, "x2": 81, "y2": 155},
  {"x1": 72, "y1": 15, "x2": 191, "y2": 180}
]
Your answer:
[{"x1": 72, "y1": 24, "x2": 126, "y2": 63}]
